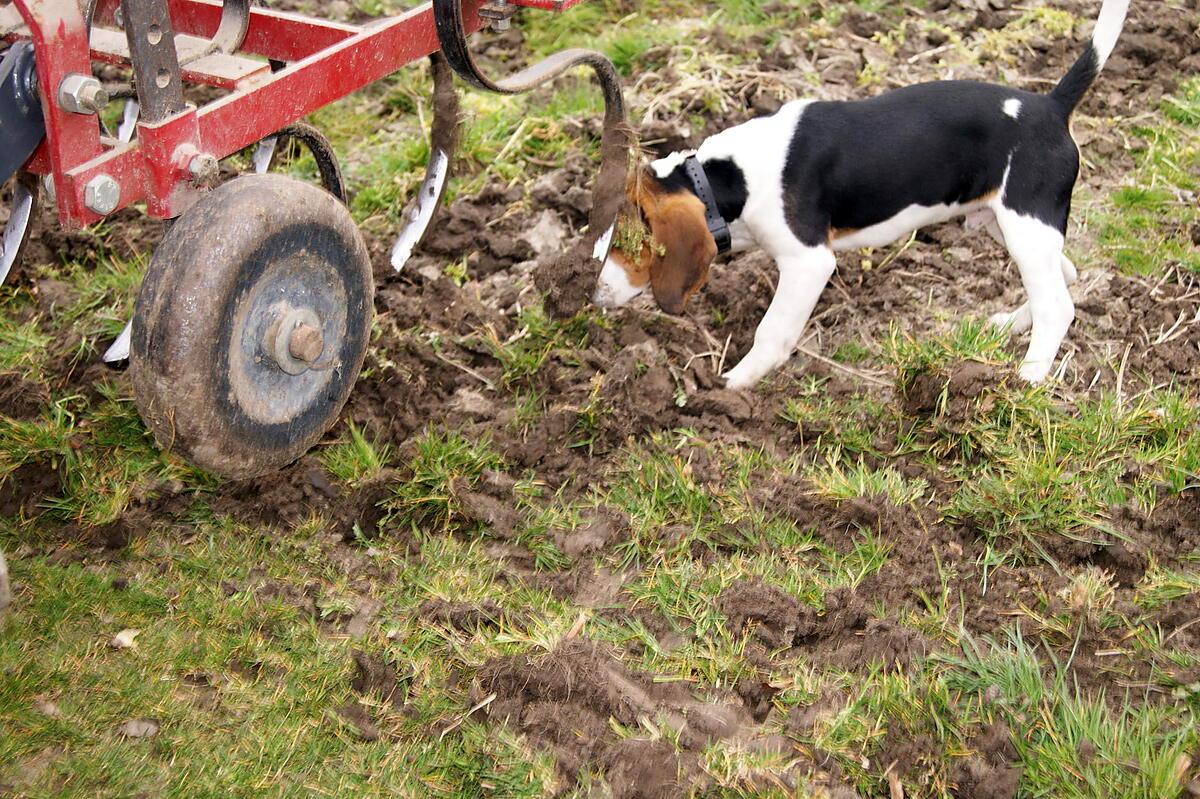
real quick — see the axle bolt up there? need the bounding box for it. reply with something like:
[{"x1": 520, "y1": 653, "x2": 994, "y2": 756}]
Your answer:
[
  {"x1": 84, "y1": 174, "x2": 121, "y2": 215},
  {"x1": 265, "y1": 309, "x2": 324, "y2": 374},
  {"x1": 288, "y1": 323, "x2": 325, "y2": 364},
  {"x1": 58, "y1": 74, "x2": 109, "y2": 115},
  {"x1": 188, "y1": 153, "x2": 220, "y2": 186}
]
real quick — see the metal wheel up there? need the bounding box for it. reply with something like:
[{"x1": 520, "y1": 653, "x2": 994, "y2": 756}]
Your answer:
[{"x1": 129, "y1": 174, "x2": 373, "y2": 479}]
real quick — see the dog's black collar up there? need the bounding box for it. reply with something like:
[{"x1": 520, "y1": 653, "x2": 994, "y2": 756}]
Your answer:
[{"x1": 683, "y1": 155, "x2": 731, "y2": 254}]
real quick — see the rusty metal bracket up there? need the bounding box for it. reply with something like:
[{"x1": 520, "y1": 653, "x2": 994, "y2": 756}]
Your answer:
[{"x1": 119, "y1": 0, "x2": 186, "y2": 123}]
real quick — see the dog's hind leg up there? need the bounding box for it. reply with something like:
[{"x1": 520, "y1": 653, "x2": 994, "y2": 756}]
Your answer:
[
  {"x1": 993, "y1": 208, "x2": 1075, "y2": 381},
  {"x1": 965, "y1": 208, "x2": 1005, "y2": 246}
]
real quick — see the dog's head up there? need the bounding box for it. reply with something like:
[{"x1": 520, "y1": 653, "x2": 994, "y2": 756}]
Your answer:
[{"x1": 592, "y1": 167, "x2": 718, "y2": 315}]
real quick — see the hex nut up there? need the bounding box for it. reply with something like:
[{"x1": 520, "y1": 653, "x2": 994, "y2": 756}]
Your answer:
[
  {"x1": 58, "y1": 74, "x2": 109, "y2": 115},
  {"x1": 84, "y1": 175, "x2": 121, "y2": 215}
]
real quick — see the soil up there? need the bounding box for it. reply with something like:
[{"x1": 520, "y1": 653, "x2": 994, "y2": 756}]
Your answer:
[
  {"x1": 5, "y1": 0, "x2": 1200, "y2": 794},
  {"x1": 470, "y1": 639, "x2": 796, "y2": 795},
  {"x1": 350, "y1": 649, "x2": 407, "y2": 707}
]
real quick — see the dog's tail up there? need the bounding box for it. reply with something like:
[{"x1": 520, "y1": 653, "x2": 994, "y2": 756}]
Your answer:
[{"x1": 1050, "y1": 0, "x2": 1130, "y2": 116}]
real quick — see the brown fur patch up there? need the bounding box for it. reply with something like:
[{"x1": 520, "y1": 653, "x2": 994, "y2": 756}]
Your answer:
[{"x1": 625, "y1": 169, "x2": 717, "y2": 314}]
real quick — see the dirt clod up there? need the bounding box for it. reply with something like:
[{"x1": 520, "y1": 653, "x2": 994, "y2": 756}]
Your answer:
[{"x1": 350, "y1": 650, "x2": 405, "y2": 707}]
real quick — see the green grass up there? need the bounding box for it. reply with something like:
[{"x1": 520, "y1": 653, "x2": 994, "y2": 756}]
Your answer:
[
  {"x1": 1095, "y1": 78, "x2": 1200, "y2": 276},
  {"x1": 320, "y1": 423, "x2": 393, "y2": 485}
]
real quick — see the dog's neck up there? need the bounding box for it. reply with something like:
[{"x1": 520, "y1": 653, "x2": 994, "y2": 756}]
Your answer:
[{"x1": 652, "y1": 153, "x2": 748, "y2": 227}]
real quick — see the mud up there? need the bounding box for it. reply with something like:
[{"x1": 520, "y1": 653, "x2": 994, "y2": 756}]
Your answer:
[
  {"x1": 0, "y1": 371, "x2": 50, "y2": 420},
  {"x1": 950, "y1": 722, "x2": 1023, "y2": 799},
  {"x1": 350, "y1": 649, "x2": 407, "y2": 707},
  {"x1": 417, "y1": 598, "x2": 508, "y2": 631},
  {"x1": 336, "y1": 701, "x2": 382, "y2": 742},
  {"x1": 471, "y1": 639, "x2": 796, "y2": 795},
  {"x1": 0, "y1": 461, "x2": 62, "y2": 521}
]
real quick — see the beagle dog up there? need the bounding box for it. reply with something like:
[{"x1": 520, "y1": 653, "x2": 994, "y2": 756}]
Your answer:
[{"x1": 593, "y1": 0, "x2": 1129, "y2": 389}]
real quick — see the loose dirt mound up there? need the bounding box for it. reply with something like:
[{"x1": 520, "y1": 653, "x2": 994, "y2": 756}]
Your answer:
[
  {"x1": 720, "y1": 579, "x2": 867, "y2": 653},
  {"x1": 471, "y1": 639, "x2": 791, "y2": 795}
]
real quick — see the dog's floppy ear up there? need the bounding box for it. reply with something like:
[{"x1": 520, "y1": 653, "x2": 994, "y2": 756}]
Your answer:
[{"x1": 644, "y1": 191, "x2": 717, "y2": 315}]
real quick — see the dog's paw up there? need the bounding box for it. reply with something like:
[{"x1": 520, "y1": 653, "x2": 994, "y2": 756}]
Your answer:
[
  {"x1": 722, "y1": 366, "x2": 760, "y2": 391},
  {"x1": 1017, "y1": 359, "x2": 1053, "y2": 383},
  {"x1": 988, "y1": 311, "x2": 1015, "y2": 331},
  {"x1": 989, "y1": 305, "x2": 1032, "y2": 336}
]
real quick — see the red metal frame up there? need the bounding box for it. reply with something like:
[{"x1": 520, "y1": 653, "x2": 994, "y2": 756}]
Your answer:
[{"x1": 6, "y1": 0, "x2": 572, "y2": 227}]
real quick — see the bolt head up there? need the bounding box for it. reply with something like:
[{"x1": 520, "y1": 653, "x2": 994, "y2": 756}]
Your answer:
[
  {"x1": 287, "y1": 324, "x2": 325, "y2": 364},
  {"x1": 84, "y1": 175, "x2": 121, "y2": 215},
  {"x1": 188, "y1": 154, "x2": 220, "y2": 186},
  {"x1": 59, "y1": 74, "x2": 108, "y2": 115}
]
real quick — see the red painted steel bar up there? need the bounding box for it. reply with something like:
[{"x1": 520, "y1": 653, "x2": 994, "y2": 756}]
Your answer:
[
  {"x1": 14, "y1": 0, "x2": 107, "y2": 222},
  {"x1": 12, "y1": 0, "x2": 588, "y2": 227},
  {"x1": 16, "y1": 0, "x2": 488, "y2": 225},
  {"x1": 165, "y1": 0, "x2": 361, "y2": 62},
  {"x1": 198, "y1": 0, "x2": 489, "y2": 157}
]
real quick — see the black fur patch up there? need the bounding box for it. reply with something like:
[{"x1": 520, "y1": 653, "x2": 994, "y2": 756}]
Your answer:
[
  {"x1": 780, "y1": 81, "x2": 1080, "y2": 243},
  {"x1": 654, "y1": 158, "x2": 748, "y2": 224},
  {"x1": 701, "y1": 158, "x2": 748, "y2": 224}
]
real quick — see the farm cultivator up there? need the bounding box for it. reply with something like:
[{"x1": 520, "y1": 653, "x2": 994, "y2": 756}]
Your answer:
[{"x1": 0, "y1": 0, "x2": 629, "y2": 478}]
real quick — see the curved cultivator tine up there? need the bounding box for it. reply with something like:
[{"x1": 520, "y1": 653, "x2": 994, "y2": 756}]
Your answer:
[
  {"x1": 249, "y1": 123, "x2": 346, "y2": 202},
  {"x1": 390, "y1": 147, "x2": 449, "y2": 271},
  {"x1": 0, "y1": 547, "x2": 10, "y2": 617},
  {"x1": 592, "y1": 221, "x2": 616, "y2": 262},
  {"x1": 392, "y1": 53, "x2": 460, "y2": 272},
  {"x1": 1, "y1": 174, "x2": 38, "y2": 286},
  {"x1": 431, "y1": 0, "x2": 631, "y2": 275}
]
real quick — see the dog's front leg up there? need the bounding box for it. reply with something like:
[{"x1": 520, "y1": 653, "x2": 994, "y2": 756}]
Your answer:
[{"x1": 723, "y1": 246, "x2": 836, "y2": 389}]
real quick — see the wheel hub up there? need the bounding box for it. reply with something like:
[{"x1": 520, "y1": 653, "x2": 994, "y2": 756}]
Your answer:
[{"x1": 265, "y1": 307, "x2": 325, "y2": 374}]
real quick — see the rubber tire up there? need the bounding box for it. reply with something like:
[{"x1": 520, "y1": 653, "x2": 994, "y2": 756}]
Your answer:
[{"x1": 130, "y1": 174, "x2": 373, "y2": 479}]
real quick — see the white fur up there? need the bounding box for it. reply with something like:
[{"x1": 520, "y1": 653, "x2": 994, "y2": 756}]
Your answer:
[
  {"x1": 650, "y1": 150, "x2": 695, "y2": 178},
  {"x1": 989, "y1": 202, "x2": 1075, "y2": 382},
  {"x1": 723, "y1": 244, "x2": 835, "y2": 389},
  {"x1": 1003, "y1": 98, "x2": 1022, "y2": 119},
  {"x1": 593, "y1": 255, "x2": 645, "y2": 307},
  {"x1": 698, "y1": 103, "x2": 812, "y2": 247},
  {"x1": 834, "y1": 201, "x2": 987, "y2": 251},
  {"x1": 988, "y1": 255, "x2": 1077, "y2": 336},
  {"x1": 693, "y1": 101, "x2": 840, "y2": 389},
  {"x1": 1092, "y1": 0, "x2": 1130, "y2": 68}
]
